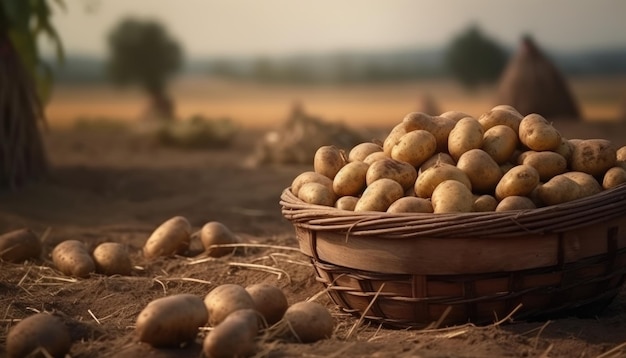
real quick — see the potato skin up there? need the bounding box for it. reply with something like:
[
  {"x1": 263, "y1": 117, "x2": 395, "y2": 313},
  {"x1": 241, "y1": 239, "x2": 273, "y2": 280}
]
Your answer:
[
  {"x1": 603, "y1": 167, "x2": 626, "y2": 189},
  {"x1": 355, "y1": 178, "x2": 404, "y2": 212},
  {"x1": 92, "y1": 242, "x2": 132, "y2": 276},
  {"x1": 518, "y1": 114, "x2": 561, "y2": 151},
  {"x1": 495, "y1": 165, "x2": 540, "y2": 200},
  {"x1": 570, "y1": 139, "x2": 617, "y2": 177},
  {"x1": 520, "y1": 151, "x2": 567, "y2": 181},
  {"x1": 456, "y1": 149, "x2": 502, "y2": 193},
  {"x1": 6, "y1": 313, "x2": 72, "y2": 358},
  {"x1": 348, "y1": 142, "x2": 382, "y2": 162},
  {"x1": 419, "y1": 152, "x2": 456, "y2": 174},
  {"x1": 314, "y1": 145, "x2": 345, "y2": 180},
  {"x1": 202, "y1": 308, "x2": 259, "y2": 358},
  {"x1": 365, "y1": 158, "x2": 417, "y2": 191},
  {"x1": 414, "y1": 163, "x2": 472, "y2": 199},
  {"x1": 143, "y1": 216, "x2": 191, "y2": 259},
  {"x1": 561, "y1": 171, "x2": 602, "y2": 198},
  {"x1": 448, "y1": 117, "x2": 484, "y2": 161},
  {"x1": 297, "y1": 182, "x2": 336, "y2": 207},
  {"x1": 473, "y1": 195, "x2": 498, "y2": 212},
  {"x1": 283, "y1": 301, "x2": 334, "y2": 343},
  {"x1": 363, "y1": 151, "x2": 391, "y2": 165},
  {"x1": 536, "y1": 174, "x2": 583, "y2": 206},
  {"x1": 135, "y1": 294, "x2": 208, "y2": 348},
  {"x1": 391, "y1": 130, "x2": 437, "y2": 167},
  {"x1": 204, "y1": 284, "x2": 255, "y2": 326},
  {"x1": 0, "y1": 228, "x2": 41, "y2": 263},
  {"x1": 200, "y1": 221, "x2": 240, "y2": 257},
  {"x1": 478, "y1": 108, "x2": 522, "y2": 132},
  {"x1": 383, "y1": 123, "x2": 407, "y2": 155},
  {"x1": 495, "y1": 196, "x2": 537, "y2": 212},
  {"x1": 387, "y1": 197, "x2": 433, "y2": 214},
  {"x1": 52, "y1": 240, "x2": 95, "y2": 278},
  {"x1": 290, "y1": 171, "x2": 334, "y2": 197},
  {"x1": 245, "y1": 283, "x2": 288, "y2": 326},
  {"x1": 333, "y1": 161, "x2": 369, "y2": 197},
  {"x1": 482, "y1": 125, "x2": 518, "y2": 164},
  {"x1": 431, "y1": 180, "x2": 474, "y2": 213},
  {"x1": 334, "y1": 196, "x2": 359, "y2": 211}
]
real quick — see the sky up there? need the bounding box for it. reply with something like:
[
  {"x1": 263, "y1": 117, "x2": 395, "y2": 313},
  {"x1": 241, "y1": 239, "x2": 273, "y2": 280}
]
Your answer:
[{"x1": 47, "y1": 0, "x2": 626, "y2": 59}]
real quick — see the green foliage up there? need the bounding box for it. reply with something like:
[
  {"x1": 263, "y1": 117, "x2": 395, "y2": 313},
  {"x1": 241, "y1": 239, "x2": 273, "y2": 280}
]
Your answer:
[
  {"x1": 0, "y1": 0, "x2": 65, "y2": 102},
  {"x1": 107, "y1": 18, "x2": 183, "y2": 95},
  {"x1": 445, "y1": 25, "x2": 508, "y2": 89}
]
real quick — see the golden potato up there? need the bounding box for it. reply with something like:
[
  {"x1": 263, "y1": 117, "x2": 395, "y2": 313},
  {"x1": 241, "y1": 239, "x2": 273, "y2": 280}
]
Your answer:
[
  {"x1": 335, "y1": 196, "x2": 359, "y2": 211},
  {"x1": 383, "y1": 123, "x2": 407, "y2": 155},
  {"x1": 494, "y1": 165, "x2": 540, "y2": 200},
  {"x1": 414, "y1": 163, "x2": 472, "y2": 198},
  {"x1": 555, "y1": 137, "x2": 574, "y2": 164},
  {"x1": 495, "y1": 196, "x2": 537, "y2": 212},
  {"x1": 482, "y1": 125, "x2": 518, "y2": 164},
  {"x1": 387, "y1": 197, "x2": 433, "y2": 214},
  {"x1": 363, "y1": 151, "x2": 390, "y2": 165},
  {"x1": 245, "y1": 283, "x2": 288, "y2": 326},
  {"x1": 402, "y1": 111, "x2": 436, "y2": 132},
  {"x1": 314, "y1": 145, "x2": 345, "y2": 179},
  {"x1": 519, "y1": 151, "x2": 567, "y2": 181},
  {"x1": 202, "y1": 308, "x2": 259, "y2": 358},
  {"x1": 536, "y1": 174, "x2": 583, "y2": 206},
  {"x1": 570, "y1": 139, "x2": 617, "y2": 177},
  {"x1": 618, "y1": 145, "x2": 626, "y2": 162},
  {"x1": 561, "y1": 171, "x2": 602, "y2": 198},
  {"x1": 473, "y1": 194, "x2": 498, "y2": 212},
  {"x1": 518, "y1": 113, "x2": 561, "y2": 151},
  {"x1": 448, "y1": 117, "x2": 484, "y2": 161},
  {"x1": 477, "y1": 107, "x2": 522, "y2": 132},
  {"x1": 52, "y1": 240, "x2": 95, "y2": 278},
  {"x1": 291, "y1": 171, "x2": 334, "y2": 197},
  {"x1": 431, "y1": 180, "x2": 474, "y2": 213},
  {"x1": 348, "y1": 142, "x2": 383, "y2": 162},
  {"x1": 204, "y1": 284, "x2": 255, "y2": 326},
  {"x1": 6, "y1": 313, "x2": 72, "y2": 358},
  {"x1": 143, "y1": 216, "x2": 191, "y2": 259},
  {"x1": 355, "y1": 178, "x2": 404, "y2": 212},
  {"x1": 333, "y1": 161, "x2": 369, "y2": 197},
  {"x1": 366, "y1": 158, "x2": 417, "y2": 191},
  {"x1": 297, "y1": 182, "x2": 336, "y2": 206},
  {"x1": 92, "y1": 242, "x2": 132, "y2": 276},
  {"x1": 282, "y1": 301, "x2": 334, "y2": 343},
  {"x1": 0, "y1": 228, "x2": 41, "y2": 263},
  {"x1": 419, "y1": 152, "x2": 455, "y2": 175},
  {"x1": 456, "y1": 149, "x2": 503, "y2": 193},
  {"x1": 429, "y1": 116, "x2": 457, "y2": 153},
  {"x1": 439, "y1": 110, "x2": 472, "y2": 122},
  {"x1": 390, "y1": 130, "x2": 437, "y2": 167},
  {"x1": 200, "y1": 221, "x2": 240, "y2": 257},
  {"x1": 603, "y1": 167, "x2": 626, "y2": 190}
]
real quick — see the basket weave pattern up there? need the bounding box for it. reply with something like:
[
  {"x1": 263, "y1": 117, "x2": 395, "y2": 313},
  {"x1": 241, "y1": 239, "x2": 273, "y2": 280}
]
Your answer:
[{"x1": 281, "y1": 184, "x2": 626, "y2": 327}]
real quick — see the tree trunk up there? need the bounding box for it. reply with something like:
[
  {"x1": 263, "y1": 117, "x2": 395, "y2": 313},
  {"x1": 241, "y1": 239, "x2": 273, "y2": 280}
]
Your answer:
[
  {"x1": 0, "y1": 33, "x2": 48, "y2": 190},
  {"x1": 143, "y1": 86, "x2": 175, "y2": 121}
]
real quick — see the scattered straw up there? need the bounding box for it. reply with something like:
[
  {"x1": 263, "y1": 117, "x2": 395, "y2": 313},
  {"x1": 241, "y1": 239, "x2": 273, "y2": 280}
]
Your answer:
[
  {"x1": 538, "y1": 343, "x2": 554, "y2": 358},
  {"x1": 227, "y1": 262, "x2": 291, "y2": 283},
  {"x1": 596, "y1": 341, "x2": 626, "y2": 358},
  {"x1": 153, "y1": 278, "x2": 167, "y2": 295},
  {"x1": 155, "y1": 277, "x2": 213, "y2": 285},
  {"x1": 39, "y1": 276, "x2": 78, "y2": 283},
  {"x1": 88, "y1": 309, "x2": 101, "y2": 325},
  {"x1": 532, "y1": 320, "x2": 552, "y2": 350},
  {"x1": 345, "y1": 283, "x2": 386, "y2": 340},
  {"x1": 40, "y1": 227, "x2": 52, "y2": 243}
]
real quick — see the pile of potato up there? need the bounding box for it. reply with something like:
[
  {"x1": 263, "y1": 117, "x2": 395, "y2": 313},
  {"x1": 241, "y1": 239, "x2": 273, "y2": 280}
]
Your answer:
[{"x1": 292, "y1": 105, "x2": 626, "y2": 213}]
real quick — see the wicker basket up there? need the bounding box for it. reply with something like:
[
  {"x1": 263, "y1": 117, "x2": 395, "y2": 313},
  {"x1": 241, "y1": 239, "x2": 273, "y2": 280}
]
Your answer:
[{"x1": 280, "y1": 184, "x2": 626, "y2": 328}]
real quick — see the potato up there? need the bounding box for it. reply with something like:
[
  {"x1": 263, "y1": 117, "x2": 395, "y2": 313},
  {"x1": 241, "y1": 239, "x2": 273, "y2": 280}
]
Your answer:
[
  {"x1": 313, "y1": 145, "x2": 345, "y2": 179},
  {"x1": 92, "y1": 242, "x2": 132, "y2": 276},
  {"x1": 387, "y1": 197, "x2": 433, "y2": 213},
  {"x1": 245, "y1": 283, "x2": 288, "y2": 326},
  {"x1": 414, "y1": 163, "x2": 472, "y2": 199},
  {"x1": 518, "y1": 113, "x2": 561, "y2": 151},
  {"x1": 431, "y1": 180, "x2": 474, "y2": 213},
  {"x1": 52, "y1": 240, "x2": 95, "y2": 278},
  {"x1": 383, "y1": 123, "x2": 407, "y2": 155},
  {"x1": 365, "y1": 158, "x2": 417, "y2": 191},
  {"x1": 561, "y1": 171, "x2": 602, "y2": 198},
  {"x1": 603, "y1": 167, "x2": 626, "y2": 190},
  {"x1": 200, "y1": 221, "x2": 240, "y2": 257},
  {"x1": 202, "y1": 308, "x2": 259, "y2": 358},
  {"x1": 495, "y1": 196, "x2": 537, "y2": 212},
  {"x1": 570, "y1": 139, "x2": 617, "y2": 177},
  {"x1": 439, "y1": 110, "x2": 472, "y2": 122},
  {"x1": 519, "y1": 151, "x2": 567, "y2": 181},
  {"x1": 135, "y1": 294, "x2": 208, "y2": 348},
  {"x1": 297, "y1": 182, "x2": 336, "y2": 207},
  {"x1": 0, "y1": 228, "x2": 41, "y2": 263},
  {"x1": 390, "y1": 130, "x2": 437, "y2": 167},
  {"x1": 618, "y1": 146, "x2": 626, "y2": 162},
  {"x1": 429, "y1": 116, "x2": 457, "y2": 152},
  {"x1": 473, "y1": 195, "x2": 498, "y2": 212},
  {"x1": 348, "y1": 142, "x2": 383, "y2": 162},
  {"x1": 290, "y1": 171, "x2": 334, "y2": 197},
  {"x1": 335, "y1": 196, "x2": 359, "y2": 211},
  {"x1": 333, "y1": 161, "x2": 369, "y2": 197},
  {"x1": 477, "y1": 107, "x2": 522, "y2": 132},
  {"x1": 499, "y1": 162, "x2": 515, "y2": 175},
  {"x1": 204, "y1": 284, "x2": 255, "y2": 326},
  {"x1": 419, "y1": 152, "x2": 456, "y2": 174},
  {"x1": 282, "y1": 301, "x2": 334, "y2": 343},
  {"x1": 482, "y1": 125, "x2": 518, "y2": 164},
  {"x1": 402, "y1": 111, "x2": 436, "y2": 132},
  {"x1": 448, "y1": 117, "x2": 484, "y2": 161},
  {"x1": 6, "y1": 313, "x2": 72, "y2": 358},
  {"x1": 354, "y1": 178, "x2": 404, "y2": 212},
  {"x1": 143, "y1": 216, "x2": 191, "y2": 259},
  {"x1": 456, "y1": 149, "x2": 502, "y2": 193},
  {"x1": 555, "y1": 137, "x2": 574, "y2": 164},
  {"x1": 362, "y1": 151, "x2": 390, "y2": 165},
  {"x1": 536, "y1": 174, "x2": 583, "y2": 206},
  {"x1": 495, "y1": 165, "x2": 540, "y2": 200}
]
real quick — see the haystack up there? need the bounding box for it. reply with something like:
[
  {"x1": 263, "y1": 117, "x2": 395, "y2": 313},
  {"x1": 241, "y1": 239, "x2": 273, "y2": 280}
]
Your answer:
[
  {"x1": 496, "y1": 36, "x2": 580, "y2": 119},
  {"x1": 248, "y1": 102, "x2": 363, "y2": 165}
]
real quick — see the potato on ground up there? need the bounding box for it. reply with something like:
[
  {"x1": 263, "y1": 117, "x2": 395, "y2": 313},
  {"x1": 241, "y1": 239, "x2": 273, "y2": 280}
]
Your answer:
[
  {"x1": 52, "y1": 240, "x2": 95, "y2": 278},
  {"x1": 603, "y1": 167, "x2": 626, "y2": 190},
  {"x1": 569, "y1": 139, "x2": 617, "y2": 177},
  {"x1": 482, "y1": 125, "x2": 518, "y2": 164},
  {"x1": 333, "y1": 161, "x2": 369, "y2": 197},
  {"x1": 92, "y1": 242, "x2": 132, "y2": 276},
  {"x1": 6, "y1": 313, "x2": 72, "y2": 358},
  {"x1": 348, "y1": 142, "x2": 382, "y2": 162},
  {"x1": 518, "y1": 113, "x2": 561, "y2": 151},
  {"x1": 495, "y1": 165, "x2": 540, "y2": 200},
  {"x1": 135, "y1": 294, "x2": 208, "y2": 348},
  {"x1": 536, "y1": 174, "x2": 583, "y2": 206},
  {"x1": 282, "y1": 301, "x2": 334, "y2": 343},
  {"x1": 477, "y1": 107, "x2": 522, "y2": 132},
  {"x1": 519, "y1": 151, "x2": 567, "y2": 181},
  {"x1": 387, "y1": 197, "x2": 433, "y2": 213},
  {"x1": 204, "y1": 284, "x2": 255, "y2": 326},
  {"x1": 313, "y1": 145, "x2": 345, "y2": 179},
  {"x1": 431, "y1": 180, "x2": 474, "y2": 213},
  {"x1": 365, "y1": 158, "x2": 417, "y2": 191},
  {"x1": 456, "y1": 149, "x2": 502, "y2": 193},
  {"x1": 448, "y1": 117, "x2": 484, "y2": 161},
  {"x1": 0, "y1": 228, "x2": 41, "y2": 263},
  {"x1": 335, "y1": 196, "x2": 359, "y2": 211},
  {"x1": 390, "y1": 130, "x2": 437, "y2": 167},
  {"x1": 245, "y1": 283, "x2": 289, "y2": 326},
  {"x1": 354, "y1": 178, "x2": 404, "y2": 212},
  {"x1": 290, "y1": 171, "x2": 334, "y2": 197},
  {"x1": 143, "y1": 216, "x2": 191, "y2": 259},
  {"x1": 297, "y1": 182, "x2": 336, "y2": 207},
  {"x1": 200, "y1": 221, "x2": 240, "y2": 257},
  {"x1": 202, "y1": 308, "x2": 259, "y2": 358},
  {"x1": 496, "y1": 196, "x2": 537, "y2": 212},
  {"x1": 414, "y1": 163, "x2": 472, "y2": 198},
  {"x1": 473, "y1": 195, "x2": 498, "y2": 212}
]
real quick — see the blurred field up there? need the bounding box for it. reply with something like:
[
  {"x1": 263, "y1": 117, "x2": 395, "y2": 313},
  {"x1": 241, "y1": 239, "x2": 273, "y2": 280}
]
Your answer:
[{"x1": 46, "y1": 76, "x2": 626, "y2": 130}]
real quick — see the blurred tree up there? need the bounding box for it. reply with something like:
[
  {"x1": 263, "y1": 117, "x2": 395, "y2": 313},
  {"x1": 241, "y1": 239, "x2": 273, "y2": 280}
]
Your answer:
[
  {"x1": 445, "y1": 25, "x2": 508, "y2": 89},
  {"x1": 107, "y1": 18, "x2": 183, "y2": 120},
  {"x1": 0, "y1": 0, "x2": 64, "y2": 190}
]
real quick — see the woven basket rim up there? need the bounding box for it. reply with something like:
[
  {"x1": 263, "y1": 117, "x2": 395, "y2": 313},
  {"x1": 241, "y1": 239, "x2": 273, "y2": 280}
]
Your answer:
[{"x1": 280, "y1": 183, "x2": 626, "y2": 238}]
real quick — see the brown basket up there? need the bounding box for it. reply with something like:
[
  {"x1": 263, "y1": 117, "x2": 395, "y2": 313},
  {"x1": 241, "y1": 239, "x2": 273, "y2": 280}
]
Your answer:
[{"x1": 280, "y1": 184, "x2": 626, "y2": 328}]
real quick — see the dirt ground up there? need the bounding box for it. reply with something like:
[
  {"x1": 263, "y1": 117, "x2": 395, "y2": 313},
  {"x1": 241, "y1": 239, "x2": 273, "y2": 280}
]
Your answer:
[{"x1": 2, "y1": 118, "x2": 626, "y2": 358}]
